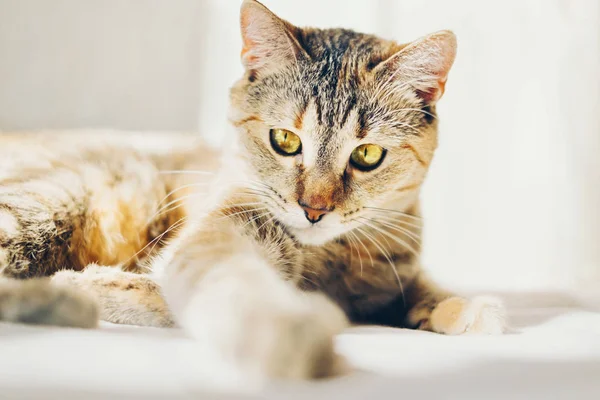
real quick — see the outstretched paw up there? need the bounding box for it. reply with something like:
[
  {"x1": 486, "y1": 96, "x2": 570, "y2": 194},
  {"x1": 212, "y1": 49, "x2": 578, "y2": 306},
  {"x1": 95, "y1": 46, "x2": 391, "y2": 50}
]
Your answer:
[
  {"x1": 258, "y1": 293, "x2": 349, "y2": 379},
  {"x1": 182, "y1": 290, "x2": 349, "y2": 380},
  {"x1": 429, "y1": 295, "x2": 506, "y2": 335}
]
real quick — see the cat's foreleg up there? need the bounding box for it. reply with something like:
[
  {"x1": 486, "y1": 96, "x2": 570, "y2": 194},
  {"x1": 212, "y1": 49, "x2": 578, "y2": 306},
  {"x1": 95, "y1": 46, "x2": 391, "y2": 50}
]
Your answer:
[
  {"x1": 162, "y1": 218, "x2": 348, "y2": 380},
  {"x1": 52, "y1": 265, "x2": 174, "y2": 327}
]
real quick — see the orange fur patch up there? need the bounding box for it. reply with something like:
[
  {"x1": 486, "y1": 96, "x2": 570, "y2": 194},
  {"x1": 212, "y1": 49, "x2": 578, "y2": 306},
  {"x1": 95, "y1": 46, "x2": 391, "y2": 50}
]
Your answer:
[
  {"x1": 401, "y1": 144, "x2": 428, "y2": 166},
  {"x1": 233, "y1": 115, "x2": 263, "y2": 127},
  {"x1": 71, "y1": 200, "x2": 146, "y2": 269}
]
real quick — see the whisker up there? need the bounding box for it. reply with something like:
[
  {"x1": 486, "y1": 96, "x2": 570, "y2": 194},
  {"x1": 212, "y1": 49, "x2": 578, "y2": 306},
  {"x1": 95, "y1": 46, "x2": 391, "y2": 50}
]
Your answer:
[
  {"x1": 124, "y1": 216, "x2": 188, "y2": 266},
  {"x1": 240, "y1": 210, "x2": 273, "y2": 230},
  {"x1": 149, "y1": 192, "x2": 264, "y2": 228},
  {"x1": 255, "y1": 214, "x2": 277, "y2": 232},
  {"x1": 221, "y1": 206, "x2": 269, "y2": 218},
  {"x1": 366, "y1": 219, "x2": 394, "y2": 249},
  {"x1": 360, "y1": 216, "x2": 421, "y2": 245},
  {"x1": 158, "y1": 182, "x2": 211, "y2": 207},
  {"x1": 376, "y1": 220, "x2": 421, "y2": 245},
  {"x1": 356, "y1": 226, "x2": 405, "y2": 302},
  {"x1": 346, "y1": 232, "x2": 363, "y2": 278},
  {"x1": 364, "y1": 207, "x2": 422, "y2": 221},
  {"x1": 157, "y1": 172, "x2": 274, "y2": 200},
  {"x1": 222, "y1": 201, "x2": 270, "y2": 209},
  {"x1": 356, "y1": 226, "x2": 393, "y2": 262},
  {"x1": 364, "y1": 211, "x2": 423, "y2": 230},
  {"x1": 344, "y1": 234, "x2": 354, "y2": 268},
  {"x1": 359, "y1": 218, "x2": 420, "y2": 258},
  {"x1": 146, "y1": 192, "x2": 206, "y2": 226},
  {"x1": 143, "y1": 217, "x2": 188, "y2": 262},
  {"x1": 350, "y1": 230, "x2": 373, "y2": 272}
]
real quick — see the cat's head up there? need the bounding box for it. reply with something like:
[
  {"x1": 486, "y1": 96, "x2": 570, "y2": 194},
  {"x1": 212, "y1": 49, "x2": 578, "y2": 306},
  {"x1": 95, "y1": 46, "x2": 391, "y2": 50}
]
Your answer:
[{"x1": 229, "y1": 0, "x2": 456, "y2": 246}]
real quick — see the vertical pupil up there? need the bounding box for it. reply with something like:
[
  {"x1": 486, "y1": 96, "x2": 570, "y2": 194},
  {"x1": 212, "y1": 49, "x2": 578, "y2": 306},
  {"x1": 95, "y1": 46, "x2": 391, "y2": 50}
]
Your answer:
[
  {"x1": 284, "y1": 132, "x2": 288, "y2": 142},
  {"x1": 364, "y1": 147, "x2": 368, "y2": 158}
]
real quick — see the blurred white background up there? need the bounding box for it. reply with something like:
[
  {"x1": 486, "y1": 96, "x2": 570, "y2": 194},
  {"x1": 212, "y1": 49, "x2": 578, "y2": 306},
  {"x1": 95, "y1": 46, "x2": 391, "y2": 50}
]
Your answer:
[{"x1": 0, "y1": 0, "x2": 598, "y2": 293}]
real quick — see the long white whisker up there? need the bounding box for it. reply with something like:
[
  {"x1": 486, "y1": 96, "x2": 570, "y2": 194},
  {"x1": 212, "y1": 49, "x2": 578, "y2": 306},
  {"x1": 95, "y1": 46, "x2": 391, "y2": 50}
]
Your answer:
[
  {"x1": 361, "y1": 216, "x2": 421, "y2": 245},
  {"x1": 364, "y1": 207, "x2": 422, "y2": 221},
  {"x1": 241, "y1": 211, "x2": 273, "y2": 230},
  {"x1": 124, "y1": 216, "x2": 187, "y2": 266},
  {"x1": 365, "y1": 211, "x2": 423, "y2": 230},
  {"x1": 144, "y1": 217, "x2": 188, "y2": 262},
  {"x1": 255, "y1": 214, "x2": 277, "y2": 232},
  {"x1": 346, "y1": 232, "x2": 363, "y2": 278},
  {"x1": 377, "y1": 220, "x2": 421, "y2": 245},
  {"x1": 146, "y1": 193, "x2": 206, "y2": 225},
  {"x1": 359, "y1": 219, "x2": 420, "y2": 258},
  {"x1": 351, "y1": 230, "x2": 373, "y2": 272},
  {"x1": 220, "y1": 207, "x2": 270, "y2": 222},
  {"x1": 155, "y1": 183, "x2": 212, "y2": 213},
  {"x1": 356, "y1": 226, "x2": 405, "y2": 302}
]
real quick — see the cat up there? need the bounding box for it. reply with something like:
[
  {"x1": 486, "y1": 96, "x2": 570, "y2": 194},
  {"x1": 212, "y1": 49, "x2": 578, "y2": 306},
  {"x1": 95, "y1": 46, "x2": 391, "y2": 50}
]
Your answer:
[{"x1": 0, "y1": 0, "x2": 505, "y2": 380}]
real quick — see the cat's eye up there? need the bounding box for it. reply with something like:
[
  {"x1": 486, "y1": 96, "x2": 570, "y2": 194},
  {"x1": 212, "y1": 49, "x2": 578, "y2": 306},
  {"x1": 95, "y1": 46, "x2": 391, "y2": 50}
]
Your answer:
[
  {"x1": 270, "y1": 128, "x2": 302, "y2": 156},
  {"x1": 350, "y1": 144, "x2": 386, "y2": 171}
]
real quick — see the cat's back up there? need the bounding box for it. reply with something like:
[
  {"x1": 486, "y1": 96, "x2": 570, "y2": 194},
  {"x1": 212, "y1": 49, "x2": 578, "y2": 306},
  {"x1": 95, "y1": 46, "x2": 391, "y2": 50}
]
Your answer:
[
  {"x1": 0, "y1": 130, "x2": 219, "y2": 277},
  {"x1": 0, "y1": 130, "x2": 212, "y2": 180}
]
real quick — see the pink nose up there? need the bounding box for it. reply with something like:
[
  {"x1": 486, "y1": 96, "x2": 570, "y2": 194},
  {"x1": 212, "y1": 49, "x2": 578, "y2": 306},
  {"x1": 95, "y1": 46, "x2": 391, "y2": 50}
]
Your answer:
[{"x1": 298, "y1": 201, "x2": 332, "y2": 224}]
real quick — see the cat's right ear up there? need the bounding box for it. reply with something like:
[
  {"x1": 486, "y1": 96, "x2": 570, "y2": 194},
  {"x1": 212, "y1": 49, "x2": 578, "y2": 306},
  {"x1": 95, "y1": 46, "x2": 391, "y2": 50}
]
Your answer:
[{"x1": 239, "y1": 0, "x2": 304, "y2": 74}]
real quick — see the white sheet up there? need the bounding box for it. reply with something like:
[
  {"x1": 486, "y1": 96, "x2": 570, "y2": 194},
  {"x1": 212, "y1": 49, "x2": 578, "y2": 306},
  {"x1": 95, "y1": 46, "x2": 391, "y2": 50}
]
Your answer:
[{"x1": 1, "y1": 291, "x2": 599, "y2": 400}]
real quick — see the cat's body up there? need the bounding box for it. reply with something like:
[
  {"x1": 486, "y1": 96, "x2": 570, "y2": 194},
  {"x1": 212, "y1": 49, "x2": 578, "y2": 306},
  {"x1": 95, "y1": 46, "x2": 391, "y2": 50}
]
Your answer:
[{"x1": 0, "y1": 0, "x2": 505, "y2": 380}]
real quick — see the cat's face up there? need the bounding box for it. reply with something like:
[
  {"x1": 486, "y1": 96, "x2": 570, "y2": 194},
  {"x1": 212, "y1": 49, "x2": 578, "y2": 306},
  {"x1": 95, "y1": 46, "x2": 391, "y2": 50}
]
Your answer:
[{"x1": 229, "y1": 0, "x2": 456, "y2": 246}]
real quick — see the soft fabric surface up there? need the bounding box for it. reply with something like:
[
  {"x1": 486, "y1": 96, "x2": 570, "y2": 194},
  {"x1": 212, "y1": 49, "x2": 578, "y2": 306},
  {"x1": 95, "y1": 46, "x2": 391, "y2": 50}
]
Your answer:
[{"x1": 1, "y1": 291, "x2": 598, "y2": 400}]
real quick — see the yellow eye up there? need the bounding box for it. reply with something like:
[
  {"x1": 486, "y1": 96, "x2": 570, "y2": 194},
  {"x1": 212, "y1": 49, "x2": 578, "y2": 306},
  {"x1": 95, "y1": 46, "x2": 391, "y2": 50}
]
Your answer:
[
  {"x1": 269, "y1": 128, "x2": 302, "y2": 155},
  {"x1": 350, "y1": 144, "x2": 386, "y2": 171}
]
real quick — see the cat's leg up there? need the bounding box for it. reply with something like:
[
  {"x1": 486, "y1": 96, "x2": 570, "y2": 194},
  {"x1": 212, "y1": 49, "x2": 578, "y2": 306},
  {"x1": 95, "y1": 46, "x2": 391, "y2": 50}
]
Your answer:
[
  {"x1": 404, "y1": 272, "x2": 506, "y2": 335},
  {"x1": 162, "y1": 215, "x2": 348, "y2": 380},
  {"x1": 0, "y1": 276, "x2": 98, "y2": 328},
  {"x1": 52, "y1": 265, "x2": 174, "y2": 327}
]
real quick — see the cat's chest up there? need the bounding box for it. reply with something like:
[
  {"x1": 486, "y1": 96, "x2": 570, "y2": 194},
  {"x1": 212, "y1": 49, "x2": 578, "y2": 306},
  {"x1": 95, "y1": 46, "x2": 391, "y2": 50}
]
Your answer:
[{"x1": 297, "y1": 238, "x2": 416, "y2": 311}]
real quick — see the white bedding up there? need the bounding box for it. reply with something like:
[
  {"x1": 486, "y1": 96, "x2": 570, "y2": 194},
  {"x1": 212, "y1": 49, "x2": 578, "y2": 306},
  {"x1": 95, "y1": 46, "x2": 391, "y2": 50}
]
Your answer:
[{"x1": 1, "y1": 291, "x2": 599, "y2": 400}]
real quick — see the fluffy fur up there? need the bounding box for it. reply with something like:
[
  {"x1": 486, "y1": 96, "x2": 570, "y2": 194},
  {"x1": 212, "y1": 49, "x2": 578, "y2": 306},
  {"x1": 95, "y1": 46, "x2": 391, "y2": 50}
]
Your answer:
[{"x1": 0, "y1": 0, "x2": 505, "y2": 380}]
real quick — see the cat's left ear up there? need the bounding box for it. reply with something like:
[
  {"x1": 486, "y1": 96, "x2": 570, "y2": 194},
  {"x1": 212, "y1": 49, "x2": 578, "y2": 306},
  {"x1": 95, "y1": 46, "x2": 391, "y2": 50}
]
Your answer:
[
  {"x1": 374, "y1": 31, "x2": 457, "y2": 104},
  {"x1": 239, "y1": 0, "x2": 305, "y2": 74}
]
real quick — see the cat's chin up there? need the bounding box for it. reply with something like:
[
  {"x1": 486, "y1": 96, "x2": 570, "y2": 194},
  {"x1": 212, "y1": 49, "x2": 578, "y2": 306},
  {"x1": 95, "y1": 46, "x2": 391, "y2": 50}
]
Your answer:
[
  {"x1": 272, "y1": 211, "x2": 349, "y2": 246},
  {"x1": 286, "y1": 226, "x2": 343, "y2": 246}
]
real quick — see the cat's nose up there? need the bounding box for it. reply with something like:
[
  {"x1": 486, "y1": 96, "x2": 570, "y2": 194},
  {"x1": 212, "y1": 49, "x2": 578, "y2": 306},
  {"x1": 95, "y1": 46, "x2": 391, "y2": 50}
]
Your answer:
[{"x1": 298, "y1": 200, "x2": 332, "y2": 224}]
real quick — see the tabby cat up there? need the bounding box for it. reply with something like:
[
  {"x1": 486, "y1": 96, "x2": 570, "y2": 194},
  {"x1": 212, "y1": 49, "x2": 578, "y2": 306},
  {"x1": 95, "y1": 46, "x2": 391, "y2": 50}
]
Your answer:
[{"x1": 0, "y1": 0, "x2": 505, "y2": 380}]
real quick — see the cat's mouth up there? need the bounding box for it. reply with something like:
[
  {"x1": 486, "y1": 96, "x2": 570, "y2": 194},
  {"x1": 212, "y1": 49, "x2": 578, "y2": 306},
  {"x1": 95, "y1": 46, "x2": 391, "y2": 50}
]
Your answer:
[
  {"x1": 261, "y1": 192, "x2": 351, "y2": 245},
  {"x1": 288, "y1": 225, "x2": 338, "y2": 245},
  {"x1": 276, "y1": 213, "x2": 350, "y2": 246}
]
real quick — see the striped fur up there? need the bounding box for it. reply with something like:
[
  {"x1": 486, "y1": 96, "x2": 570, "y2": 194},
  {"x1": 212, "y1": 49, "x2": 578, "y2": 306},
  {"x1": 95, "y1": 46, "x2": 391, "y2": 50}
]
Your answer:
[{"x1": 0, "y1": 0, "x2": 505, "y2": 380}]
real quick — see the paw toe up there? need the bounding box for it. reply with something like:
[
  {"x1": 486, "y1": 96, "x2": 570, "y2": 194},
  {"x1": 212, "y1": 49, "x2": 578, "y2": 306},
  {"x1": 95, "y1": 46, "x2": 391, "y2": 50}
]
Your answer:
[
  {"x1": 431, "y1": 295, "x2": 506, "y2": 335},
  {"x1": 466, "y1": 296, "x2": 506, "y2": 334}
]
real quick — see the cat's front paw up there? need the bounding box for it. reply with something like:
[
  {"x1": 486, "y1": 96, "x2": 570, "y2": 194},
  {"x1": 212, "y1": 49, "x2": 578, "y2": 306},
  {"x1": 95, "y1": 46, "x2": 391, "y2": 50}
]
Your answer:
[
  {"x1": 183, "y1": 291, "x2": 348, "y2": 380},
  {"x1": 243, "y1": 294, "x2": 348, "y2": 379},
  {"x1": 430, "y1": 295, "x2": 506, "y2": 335}
]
